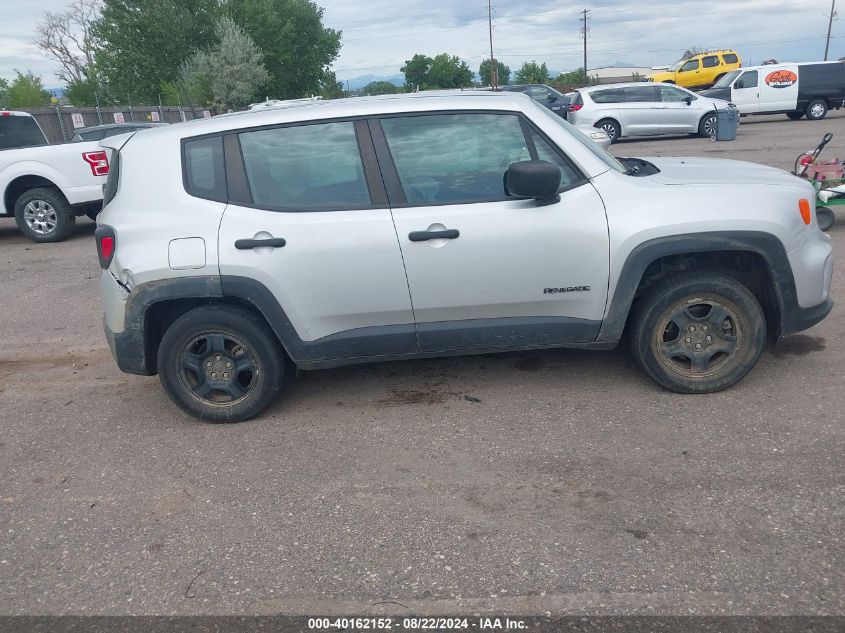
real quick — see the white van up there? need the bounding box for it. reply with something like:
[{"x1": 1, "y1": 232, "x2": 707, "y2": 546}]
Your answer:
[{"x1": 700, "y1": 61, "x2": 845, "y2": 120}]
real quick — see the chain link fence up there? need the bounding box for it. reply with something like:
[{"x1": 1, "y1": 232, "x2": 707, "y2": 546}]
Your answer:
[{"x1": 19, "y1": 105, "x2": 220, "y2": 144}]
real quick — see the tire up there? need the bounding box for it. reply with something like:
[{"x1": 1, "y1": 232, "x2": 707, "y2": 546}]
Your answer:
[
  {"x1": 157, "y1": 305, "x2": 286, "y2": 422},
  {"x1": 786, "y1": 111, "x2": 804, "y2": 121},
  {"x1": 629, "y1": 272, "x2": 766, "y2": 394},
  {"x1": 805, "y1": 99, "x2": 828, "y2": 120},
  {"x1": 13, "y1": 187, "x2": 75, "y2": 243},
  {"x1": 663, "y1": 80, "x2": 675, "y2": 85},
  {"x1": 596, "y1": 118, "x2": 621, "y2": 143},
  {"x1": 698, "y1": 112, "x2": 717, "y2": 138},
  {"x1": 817, "y1": 206, "x2": 835, "y2": 231}
]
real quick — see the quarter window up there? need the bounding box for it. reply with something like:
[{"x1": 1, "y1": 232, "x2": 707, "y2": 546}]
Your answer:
[
  {"x1": 184, "y1": 135, "x2": 227, "y2": 202},
  {"x1": 722, "y1": 53, "x2": 739, "y2": 64},
  {"x1": 380, "y1": 113, "x2": 532, "y2": 205},
  {"x1": 238, "y1": 121, "x2": 370, "y2": 210},
  {"x1": 702, "y1": 56, "x2": 720, "y2": 68}
]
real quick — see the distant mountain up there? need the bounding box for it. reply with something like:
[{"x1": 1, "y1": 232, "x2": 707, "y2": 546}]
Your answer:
[{"x1": 341, "y1": 74, "x2": 404, "y2": 90}]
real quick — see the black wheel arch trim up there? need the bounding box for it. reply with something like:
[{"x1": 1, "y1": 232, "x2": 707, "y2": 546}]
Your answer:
[{"x1": 598, "y1": 231, "x2": 831, "y2": 343}]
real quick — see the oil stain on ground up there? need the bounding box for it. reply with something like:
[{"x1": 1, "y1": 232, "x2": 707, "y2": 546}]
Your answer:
[{"x1": 770, "y1": 335, "x2": 826, "y2": 359}]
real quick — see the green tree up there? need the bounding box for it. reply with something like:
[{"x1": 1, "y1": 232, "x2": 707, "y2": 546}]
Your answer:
[
  {"x1": 65, "y1": 73, "x2": 100, "y2": 106},
  {"x1": 318, "y1": 70, "x2": 345, "y2": 99},
  {"x1": 0, "y1": 78, "x2": 9, "y2": 107},
  {"x1": 362, "y1": 80, "x2": 399, "y2": 95},
  {"x1": 181, "y1": 16, "x2": 269, "y2": 111},
  {"x1": 93, "y1": 0, "x2": 221, "y2": 103},
  {"x1": 478, "y1": 59, "x2": 510, "y2": 86},
  {"x1": 555, "y1": 68, "x2": 600, "y2": 88},
  {"x1": 515, "y1": 61, "x2": 550, "y2": 84},
  {"x1": 401, "y1": 54, "x2": 432, "y2": 90},
  {"x1": 6, "y1": 71, "x2": 52, "y2": 107},
  {"x1": 427, "y1": 53, "x2": 473, "y2": 88},
  {"x1": 227, "y1": 0, "x2": 341, "y2": 99}
]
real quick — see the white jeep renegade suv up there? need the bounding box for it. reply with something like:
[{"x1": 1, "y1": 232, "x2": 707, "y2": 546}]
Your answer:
[{"x1": 96, "y1": 92, "x2": 833, "y2": 422}]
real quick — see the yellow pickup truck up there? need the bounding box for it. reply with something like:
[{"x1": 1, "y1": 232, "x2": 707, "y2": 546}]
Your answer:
[{"x1": 649, "y1": 50, "x2": 741, "y2": 90}]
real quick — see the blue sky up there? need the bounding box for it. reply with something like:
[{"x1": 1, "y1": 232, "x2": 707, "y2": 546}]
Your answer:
[{"x1": 1, "y1": 0, "x2": 841, "y2": 85}]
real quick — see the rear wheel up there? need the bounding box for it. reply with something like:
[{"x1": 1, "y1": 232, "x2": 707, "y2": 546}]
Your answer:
[
  {"x1": 157, "y1": 305, "x2": 286, "y2": 422},
  {"x1": 596, "y1": 118, "x2": 621, "y2": 143},
  {"x1": 817, "y1": 206, "x2": 835, "y2": 231},
  {"x1": 786, "y1": 111, "x2": 804, "y2": 121},
  {"x1": 629, "y1": 273, "x2": 766, "y2": 393},
  {"x1": 698, "y1": 112, "x2": 717, "y2": 138},
  {"x1": 805, "y1": 99, "x2": 828, "y2": 120},
  {"x1": 13, "y1": 187, "x2": 75, "y2": 243}
]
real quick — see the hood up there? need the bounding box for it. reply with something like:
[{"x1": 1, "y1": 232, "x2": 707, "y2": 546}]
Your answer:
[
  {"x1": 699, "y1": 87, "x2": 731, "y2": 101},
  {"x1": 644, "y1": 157, "x2": 805, "y2": 187},
  {"x1": 648, "y1": 71, "x2": 673, "y2": 82}
]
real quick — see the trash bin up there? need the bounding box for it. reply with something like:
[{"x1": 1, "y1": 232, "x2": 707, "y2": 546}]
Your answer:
[{"x1": 714, "y1": 107, "x2": 739, "y2": 141}]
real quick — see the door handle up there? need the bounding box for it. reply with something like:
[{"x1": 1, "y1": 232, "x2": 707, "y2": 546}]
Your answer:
[
  {"x1": 408, "y1": 229, "x2": 460, "y2": 242},
  {"x1": 235, "y1": 238, "x2": 286, "y2": 249}
]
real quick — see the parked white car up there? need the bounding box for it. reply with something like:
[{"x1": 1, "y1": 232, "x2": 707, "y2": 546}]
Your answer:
[
  {"x1": 568, "y1": 83, "x2": 735, "y2": 142},
  {"x1": 96, "y1": 91, "x2": 831, "y2": 421},
  {"x1": 1, "y1": 111, "x2": 109, "y2": 242}
]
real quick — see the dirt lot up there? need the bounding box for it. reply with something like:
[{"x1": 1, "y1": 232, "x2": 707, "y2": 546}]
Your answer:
[{"x1": 1, "y1": 113, "x2": 843, "y2": 616}]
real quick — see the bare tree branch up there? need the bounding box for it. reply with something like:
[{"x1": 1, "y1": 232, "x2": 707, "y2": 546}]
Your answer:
[{"x1": 34, "y1": 0, "x2": 101, "y2": 85}]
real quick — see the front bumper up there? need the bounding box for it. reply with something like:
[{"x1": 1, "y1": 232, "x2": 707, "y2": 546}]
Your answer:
[{"x1": 780, "y1": 297, "x2": 834, "y2": 337}]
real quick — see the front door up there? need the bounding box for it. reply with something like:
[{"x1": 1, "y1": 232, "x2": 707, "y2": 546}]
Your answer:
[
  {"x1": 372, "y1": 112, "x2": 610, "y2": 352},
  {"x1": 731, "y1": 70, "x2": 761, "y2": 113},
  {"x1": 656, "y1": 84, "x2": 701, "y2": 133},
  {"x1": 217, "y1": 120, "x2": 417, "y2": 360}
]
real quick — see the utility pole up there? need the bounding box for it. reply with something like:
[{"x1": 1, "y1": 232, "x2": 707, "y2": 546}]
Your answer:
[
  {"x1": 488, "y1": 0, "x2": 498, "y2": 89},
  {"x1": 580, "y1": 9, "x2": 591, "y2": 86},
  {"x1": 825, "y1": 0, "x2": 837, "y2": 60}
]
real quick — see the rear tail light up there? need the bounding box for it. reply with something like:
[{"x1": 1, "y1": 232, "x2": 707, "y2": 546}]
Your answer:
[
  {"x1": 568, "y1": 103, "x2": 583, "y2": 112},
  {"x1": 82, "y1": 151, "x2": 110, "y2": 176},
  {"x1": 798, "y1": 199, "x2": 812, "y2": 225},
  {"x1": 95, "y1": 225, "x2": 116, "y2": 269}
]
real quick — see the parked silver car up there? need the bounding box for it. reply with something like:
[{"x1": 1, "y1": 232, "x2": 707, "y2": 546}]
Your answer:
[{"x1": 568, "y1": 83, "x2": 735, "y2": 143}]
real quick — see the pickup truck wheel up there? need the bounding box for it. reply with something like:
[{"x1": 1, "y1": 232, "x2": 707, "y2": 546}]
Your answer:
[
  {"x1": 805, "y1": 99, "x2": 828, "y2": 120},
  {"x1": 13, "y1": 187, "x2": 75, "y2": 243},
  {"x1": 157, "y1": 305, "x2": 285, "y2": 422},
  {"x1": 630, "y1": 273, "x2": 766, "y2": 393}
]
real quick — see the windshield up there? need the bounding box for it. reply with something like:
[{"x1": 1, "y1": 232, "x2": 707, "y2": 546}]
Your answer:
[
  {"x1": 713, "y1": 70, "x2": 741, "y2": 88},
  {"x1": 668, "y1": 60, "x2": 685, "y2": 72},
  {"x1": 0, "y1": 115, "x2": 48, "y2": 150}
]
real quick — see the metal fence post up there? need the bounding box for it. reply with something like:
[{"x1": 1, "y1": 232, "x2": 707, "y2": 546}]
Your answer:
[{"x1": 55, "y1": 105, "x2": 68, "y2": 143}]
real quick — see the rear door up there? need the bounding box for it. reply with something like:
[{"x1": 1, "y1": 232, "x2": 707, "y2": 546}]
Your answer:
[
  {"x1": 373, "y1": 111, "x2": 609, "y2": 352},
  {"x1": 217, "y1": 119, "x2": 417, "y2": 360},
  {"x1": 617, "y1": 85, "x2": 662, "y2": 136}
]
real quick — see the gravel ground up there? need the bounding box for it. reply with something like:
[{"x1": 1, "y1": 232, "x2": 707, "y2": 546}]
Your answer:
[{"x1": 0, "y1": 111, "x2": 843, "y2": 616}]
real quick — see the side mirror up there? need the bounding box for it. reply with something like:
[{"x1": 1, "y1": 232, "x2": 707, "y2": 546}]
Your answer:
[
  {"x1": 505, "y1": 160, "x2": 561, "y2": 203},
  {"x1": 684, "y1": 96, "x2": 693, "y2": 105}
]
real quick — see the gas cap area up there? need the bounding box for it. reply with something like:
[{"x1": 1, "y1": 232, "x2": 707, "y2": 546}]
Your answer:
[{"x1": 168, "y1": 237, "x2": 207, "y2": 270}]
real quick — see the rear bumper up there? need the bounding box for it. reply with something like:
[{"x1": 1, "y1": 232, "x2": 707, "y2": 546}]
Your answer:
[{"x1": 104, "y1": 316, "x2": 152, "y2": 375}]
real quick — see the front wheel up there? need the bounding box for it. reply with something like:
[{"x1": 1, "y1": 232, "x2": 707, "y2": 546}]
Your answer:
[
  {"x1": 698, "y1": 113, "x2": 717, "y2": 138},
  {"x1": 817, "y1": 206, "x2": 835, "y2": 231},
  {"x1": 596, "y1": 118, "x2": 621, "y2": 143},
  {"x1": 805, "y1": 99, "x2": 828, "y2": 120},
  {"x1": 629, "y1": 273, "x2": 766, "y2": 393},
  {"x1": 157, "y1": 305, "x2": 286, "y2": 422}
]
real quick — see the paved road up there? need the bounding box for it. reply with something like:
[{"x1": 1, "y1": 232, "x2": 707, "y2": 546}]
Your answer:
[{"x1": 1, "y1": 112, "x2": 843, "y2": 616}]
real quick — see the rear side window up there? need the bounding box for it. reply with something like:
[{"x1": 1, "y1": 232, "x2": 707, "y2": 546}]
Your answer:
[
  {"x1": 590, "y1": 89, "x2": 624, "y2": 103},
  {"x1": 722, "y1": 53, "x2": 739, "y2": 64},
  {"x1": 380, "y1": 113, "x2": 531, "y2": 205},
  {"x1": 624, "y1": 86, "x2": 659, "y2": 102},
  {"x1": 0, "y1": 115, "x2": 48, "y2": 150},
  {"x1": 183, "y1": 135, "x2": 227, "y2": 202},
  {"x1": 702, "y1": 56, "x2": 720, "y2": 68},
  {"x1": 239, "y1": 121, "x2": 370, "y2": 211}
]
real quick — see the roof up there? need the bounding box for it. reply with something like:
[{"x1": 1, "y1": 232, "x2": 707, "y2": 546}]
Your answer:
[
  {"x1": 577, "y1": 82, "x2": 656, "y2": 93},
  {"x1": 133, "y1": 91, "x2": 535, "y2": 140},
  {"x1": 0, "y1": 110, "x2": 36, "y2": 118}
]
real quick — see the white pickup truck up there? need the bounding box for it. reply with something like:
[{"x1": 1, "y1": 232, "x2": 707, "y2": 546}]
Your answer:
[{"x1": 1, "y1": 110, "x2": 108, "y2": 242}]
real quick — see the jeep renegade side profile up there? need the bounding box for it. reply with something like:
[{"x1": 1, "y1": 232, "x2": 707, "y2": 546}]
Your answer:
[{"x1": 96, "y1": 92, "x2": 833, "y2": 422}]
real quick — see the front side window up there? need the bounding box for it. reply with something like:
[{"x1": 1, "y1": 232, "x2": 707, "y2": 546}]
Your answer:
[
  {"x1": 380, "y1": 113, "x2": 533, "y2": 205},
  {"x1": 737, "y1": 71, "x2": 758, "y2": 89},
  {"x1": 624, "y1": 86, "x2": 659, "y2": 103},
  {"x1": 702, "y1": 56, "x2": 720, "y2": 68},
  {"x1": 184, "y1": 135, "x2": 227, "y2": 202},
  {"x1": 658, "y1": 85, "x2": 692, "y2": 102},
  {"x1": 681, "y1": 60, "x2": 700, "y2": 72},
  {"x1": 239, "y1": 121, "x2": 370, "y2": 210}
]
